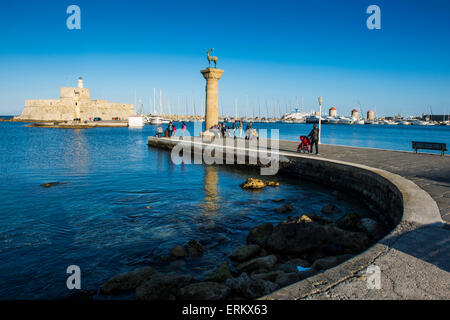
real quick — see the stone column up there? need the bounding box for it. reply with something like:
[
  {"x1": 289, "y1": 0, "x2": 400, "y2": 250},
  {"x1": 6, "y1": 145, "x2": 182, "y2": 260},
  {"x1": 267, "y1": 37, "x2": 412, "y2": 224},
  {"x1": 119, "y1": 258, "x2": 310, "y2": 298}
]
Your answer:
[{"x1": 201, "y1": 68, "x2": 224, "y2": 134}]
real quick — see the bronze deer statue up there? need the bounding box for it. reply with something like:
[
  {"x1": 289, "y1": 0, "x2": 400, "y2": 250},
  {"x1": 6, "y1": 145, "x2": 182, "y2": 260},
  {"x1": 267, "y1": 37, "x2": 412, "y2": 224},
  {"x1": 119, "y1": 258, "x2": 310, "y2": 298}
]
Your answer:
[{"x1": 207, "y1": 48, "x2": 218, "y2": 68}]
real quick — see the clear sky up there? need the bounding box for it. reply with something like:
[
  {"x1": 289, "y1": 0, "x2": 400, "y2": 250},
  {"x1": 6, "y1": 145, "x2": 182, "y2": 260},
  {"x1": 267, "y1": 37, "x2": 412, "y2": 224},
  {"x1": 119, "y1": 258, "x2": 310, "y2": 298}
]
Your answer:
[{"x1": 1, "y1": 0, "x2": 449, "y2": 117}]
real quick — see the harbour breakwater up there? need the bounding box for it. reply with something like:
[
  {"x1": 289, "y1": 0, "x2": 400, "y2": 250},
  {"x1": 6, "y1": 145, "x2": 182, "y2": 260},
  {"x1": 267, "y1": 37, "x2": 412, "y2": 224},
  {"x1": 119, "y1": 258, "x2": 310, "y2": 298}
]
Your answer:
[
  {"x1": 140, "y1": 136, "x2": 446, "y2": 300},
  {"x1": 87, "y1": 136, "x2": 422, "y2": 300}
]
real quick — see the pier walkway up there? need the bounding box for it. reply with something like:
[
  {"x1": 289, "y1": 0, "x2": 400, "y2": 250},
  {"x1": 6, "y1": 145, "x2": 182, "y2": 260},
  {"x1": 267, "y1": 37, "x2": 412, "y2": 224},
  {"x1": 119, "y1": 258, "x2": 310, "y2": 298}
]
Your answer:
[
  {"x1": 277, "y1": 141, "x2": 450, "y2": 223},
  {"x1": 148, "y1": 136, "x2": 450, "y2": 300}
]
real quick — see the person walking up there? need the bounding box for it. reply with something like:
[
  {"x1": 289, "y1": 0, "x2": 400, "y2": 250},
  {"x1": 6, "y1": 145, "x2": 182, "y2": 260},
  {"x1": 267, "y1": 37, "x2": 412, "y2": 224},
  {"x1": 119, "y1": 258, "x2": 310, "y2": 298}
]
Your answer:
[{"x1": 307, "y1": 123, "x2": 319, "y2": 154}]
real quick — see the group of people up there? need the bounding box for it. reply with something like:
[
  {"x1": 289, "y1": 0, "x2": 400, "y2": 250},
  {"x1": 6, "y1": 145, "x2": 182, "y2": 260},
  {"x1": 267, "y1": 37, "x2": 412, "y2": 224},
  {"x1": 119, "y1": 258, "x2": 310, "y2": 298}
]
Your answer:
[
  {"x1": 156, "y1": 121, "x2": 187, "y2": 138},
  {"x1": 209, "y1": 121, "x2": 258, "y2": 140},
  {"x1": 155, "y1": 120, "x2": 319, "y2": 154}
]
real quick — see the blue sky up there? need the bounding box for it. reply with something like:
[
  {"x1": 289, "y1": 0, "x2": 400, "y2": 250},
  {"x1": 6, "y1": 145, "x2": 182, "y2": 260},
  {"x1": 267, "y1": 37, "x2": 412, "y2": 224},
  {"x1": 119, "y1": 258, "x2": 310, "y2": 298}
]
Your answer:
[{"x1": 0, "y1": 0, "x2": 449, "y2": 117}]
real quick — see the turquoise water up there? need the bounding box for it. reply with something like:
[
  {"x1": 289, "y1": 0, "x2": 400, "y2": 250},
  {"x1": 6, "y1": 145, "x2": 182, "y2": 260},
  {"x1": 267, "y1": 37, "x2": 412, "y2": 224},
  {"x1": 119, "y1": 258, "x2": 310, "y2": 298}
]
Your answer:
[{"x1": 0, "y1": 120, "x2": 375, "y2": 299}]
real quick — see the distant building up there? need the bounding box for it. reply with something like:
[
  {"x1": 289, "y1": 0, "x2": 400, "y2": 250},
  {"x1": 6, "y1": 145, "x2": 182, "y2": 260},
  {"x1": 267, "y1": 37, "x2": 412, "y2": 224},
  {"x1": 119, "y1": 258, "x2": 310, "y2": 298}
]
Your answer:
[
  {"x1": 422, "y1": 114, "x2": 449, "y2": 121},
  {"x1": 15, "y1": 77, "x2": 136, "y2": 121},
  {"x1": 367, "y1": 110, "x2": 375, "y2": 121},
  {"x1": 329, "y1": 107, "x2": 337, "y2": 117},
  {"x1": 351, "y1": 109, "x2": 359, "y2": 119}
]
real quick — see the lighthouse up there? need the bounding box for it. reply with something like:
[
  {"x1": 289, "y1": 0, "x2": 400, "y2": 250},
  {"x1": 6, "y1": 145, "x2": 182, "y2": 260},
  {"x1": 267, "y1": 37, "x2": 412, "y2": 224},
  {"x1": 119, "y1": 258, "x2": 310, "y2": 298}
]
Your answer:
[{"x1": 77, "y1": 77, "x2": 84, "y2": 89}]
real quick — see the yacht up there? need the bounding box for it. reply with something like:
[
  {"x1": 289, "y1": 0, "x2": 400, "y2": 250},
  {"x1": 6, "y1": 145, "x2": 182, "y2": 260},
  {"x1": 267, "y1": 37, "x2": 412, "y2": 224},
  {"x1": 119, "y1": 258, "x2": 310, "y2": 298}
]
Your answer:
[
  {"x1": 305, "y1": 115, "x2": 320, "y2": 123},
  {"x1": 149, "y1": 116, "x2": 170, "y2": 125}
]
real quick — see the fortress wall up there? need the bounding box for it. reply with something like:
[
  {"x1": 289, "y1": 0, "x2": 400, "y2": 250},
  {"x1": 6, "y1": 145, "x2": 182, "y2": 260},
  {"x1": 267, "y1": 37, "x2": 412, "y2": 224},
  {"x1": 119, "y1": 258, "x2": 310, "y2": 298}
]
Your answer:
[
  {"x1": 79, "y1": 103, "x2": 136, "y2": 120},
  {"x1": 16, "y1": 82, "x2": 135, "y2": 121},
  {"x1": 17, "y1": 102, "x2": 76, "y2": 121}
]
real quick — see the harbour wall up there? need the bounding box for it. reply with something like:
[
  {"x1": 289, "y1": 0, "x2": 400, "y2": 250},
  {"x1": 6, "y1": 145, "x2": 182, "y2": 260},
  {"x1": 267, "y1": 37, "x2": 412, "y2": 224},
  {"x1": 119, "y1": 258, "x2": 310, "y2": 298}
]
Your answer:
[{"x1": 147, "y1": 136, "x2": 444, "y2": 299}]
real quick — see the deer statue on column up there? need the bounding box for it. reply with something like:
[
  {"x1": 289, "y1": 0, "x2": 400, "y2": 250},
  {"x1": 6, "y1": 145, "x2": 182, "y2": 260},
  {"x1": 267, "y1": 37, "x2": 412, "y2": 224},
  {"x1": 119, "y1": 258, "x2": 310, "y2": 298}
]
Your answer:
[{"x1": 206, "y1": 48, "x2": 218, "y2": 68}]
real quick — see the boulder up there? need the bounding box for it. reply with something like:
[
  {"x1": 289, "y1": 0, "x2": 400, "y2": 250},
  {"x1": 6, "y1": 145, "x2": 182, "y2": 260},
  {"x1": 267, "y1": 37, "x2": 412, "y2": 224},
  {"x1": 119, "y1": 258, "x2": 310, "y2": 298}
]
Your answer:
[
  {"x1": 266, "y1": 181, "x2": 280, "y2": 187},
  {"x1": 311, "y1": 254, "x2": 354, "y2": 270},
  {"x1": 274, "y1": 272, "x2": 301, "y2": 287},
  {"x1": 205, "y1": 262, "x2": 233, "y2": 282},
  {"x1": 236, "y1": 255, "x2": 278, "y2": 274},
  {"x1": 266, "y1": 217, "x2": 329, "y2": 255},
  {"x1": 247, "y1": 223, "x2": 274, "y2": 247},
  {"x1": 170, "y1": 245, "x2": 186, "y2": 258},
  {"x1": 186, "y1": 240, "x2": 205, "y2": 257},
  {"x1": 230, "y1": 244, "x2": 261, "y2": 262},
  {"x1": 135, "y1": 273, "x2": 195, "y2": 300},
  {"x1": 240, "y1": 178, "x2": 266, "y2": 190},
  {"x1": 250, "y1": 271, "x2": 280, "y2": 282},
  {"x1": 225, "y1": 272, "x2": 279, "y2": 299},
  {"x1": 274, "y1": 203, "x2": 294, "y2": 213},
  {"x1": 325, "y1": 225, "x2": 371, "y2": 253},
  {"x1": 41, "y1": 182, "x2": 66, "y2": 188},
  {"x1": 321, "y1": 203, "x2": 342, "y2": 214},
  {"x1": 100, "y1": 266, "x2": 157, "y2": 295},
  {"x1": 335, "y1": 213, "x2": 364, "y2": 232},
  {"x1": 361, "y1": 218, "x2": 385, "y2": 240},
  {"x1": 178, "y1": 282, "x2": 230, "y2": 300},
  {"x1": 307, "y1": 214, "x2": 333, "y2": 225},
  {"x1": 276, "y1": 258, "x2": 311, "y2": 273}
]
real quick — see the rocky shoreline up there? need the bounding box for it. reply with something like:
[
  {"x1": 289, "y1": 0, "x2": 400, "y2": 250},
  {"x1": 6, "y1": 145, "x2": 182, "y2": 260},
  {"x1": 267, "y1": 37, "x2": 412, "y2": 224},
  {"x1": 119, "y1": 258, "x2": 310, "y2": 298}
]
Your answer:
[{"x1": 73, "y1": 178, "x2": 388, "y2": 301}]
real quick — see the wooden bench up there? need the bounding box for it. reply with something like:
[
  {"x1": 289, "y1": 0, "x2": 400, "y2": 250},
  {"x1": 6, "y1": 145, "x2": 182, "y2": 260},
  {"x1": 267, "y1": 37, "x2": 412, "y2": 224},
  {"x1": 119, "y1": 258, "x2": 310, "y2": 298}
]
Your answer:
[{"x1": 412, "y1": 141, "x2": 447, "y2": 156}]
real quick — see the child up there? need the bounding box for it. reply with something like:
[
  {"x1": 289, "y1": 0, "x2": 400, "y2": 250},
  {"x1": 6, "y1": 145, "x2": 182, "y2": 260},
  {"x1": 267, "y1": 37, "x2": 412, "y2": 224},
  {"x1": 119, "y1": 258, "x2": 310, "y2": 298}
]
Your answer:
[{"x1": 156, "y1": 125, "x2": 163, "y2": 137}]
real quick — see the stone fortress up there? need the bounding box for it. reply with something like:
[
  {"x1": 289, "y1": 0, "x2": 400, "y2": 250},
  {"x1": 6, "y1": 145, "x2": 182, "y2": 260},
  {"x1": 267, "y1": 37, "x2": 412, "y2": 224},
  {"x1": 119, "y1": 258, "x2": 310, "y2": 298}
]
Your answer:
[{"x1": 15, "y1": 77, "x2": 136, "y2": 121}]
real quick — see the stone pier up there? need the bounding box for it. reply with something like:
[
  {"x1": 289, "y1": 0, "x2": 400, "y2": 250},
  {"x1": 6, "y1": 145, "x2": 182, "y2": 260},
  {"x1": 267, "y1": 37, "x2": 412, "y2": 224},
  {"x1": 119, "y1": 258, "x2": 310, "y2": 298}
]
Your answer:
[
  {"x1": 201, "y1": 68, "x2": 224, "y2": 133},
  {"x1": 148, "y1": 136, "x2": 450, "y2": 300}
]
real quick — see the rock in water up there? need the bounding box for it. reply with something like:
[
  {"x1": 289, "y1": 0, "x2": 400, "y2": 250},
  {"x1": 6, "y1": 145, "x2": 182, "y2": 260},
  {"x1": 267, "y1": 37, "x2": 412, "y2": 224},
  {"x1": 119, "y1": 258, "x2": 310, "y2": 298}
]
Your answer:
[
  {"x1": 335, "y1": 213, "x2": 364, "y2": 232},
  {"x1": 325, "y1": 225, "x2": 371, "y2": 253},
  {"x1": 41, "y1": 182, "x2": 66, "y2": 188},
  {"x1": 229, "y1": 244, "x2": 261, "y2": 262},
  {"x1": 274, "y1": 203, "x2": 294, "y2": 213},
  {"x1": 170, "y1": 245, "x2": 186, "y2": 258},
  {"x1": 240, "y1": 178, "x2": 266, "y2": 190},
  {"x1": 276, "y1": 258, "x2": 311, "y2": 273},
  {"x1": 361, "y1": 218, "x2": 385, "y2": 240},
  {"x1": 311, "y1": 254, "x2": 354, "y2": 270},
  {"x1": 100, "y1": 266, "x2": 157, "y2": 295},
  {"x1": 135, "y1": 273, "x2": 195, "y2": 300},
  {"x1": 186, "y1": 240, "x2": 205, "y2": 257},
  {"x1": 274, "y1": 272, "x2": 301, "y2": 287},
  {"x1": 247, "y1": 223, "x2": 274, "y2": 247},
  {"x1": 236, "y1": 255, "x2": 278, "y2": 274},
  {"x1": 225, "y1": 273, "x2": 279, "y2": 299},
  {"x1": 266, "y1": 181, "x2": 280, "y2": 187},
  {"x1": 178, "y1": 282, "x2": 230, "y2": 300},
  {"x1": 321, "y1": 203, "x2": 342, "y2": 214},
  {"x1": 266, "y1": 217, "x2": 329, "y2": 255},
  {"x1": 205, "y1": 262, "x2": 233, "y2": 282}
]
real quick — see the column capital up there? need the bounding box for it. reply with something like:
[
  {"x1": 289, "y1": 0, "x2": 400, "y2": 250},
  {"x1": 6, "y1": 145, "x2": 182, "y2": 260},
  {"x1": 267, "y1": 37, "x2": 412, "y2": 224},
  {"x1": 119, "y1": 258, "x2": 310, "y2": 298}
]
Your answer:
[{"x1": 201, "y1": 68, "x2": 224, "y2": 80}]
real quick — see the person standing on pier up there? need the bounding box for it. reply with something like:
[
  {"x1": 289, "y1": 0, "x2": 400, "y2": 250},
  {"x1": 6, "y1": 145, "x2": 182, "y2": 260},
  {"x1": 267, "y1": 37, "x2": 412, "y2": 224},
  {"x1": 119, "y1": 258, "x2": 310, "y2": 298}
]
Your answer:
[
  {"x1": 168, "y1": 122, "x2": 174, "y2": 137},
  {"x1": 307, "y1": 124, "x2": 319, "y2": 154},
  {"x1": 181, "y1": 122, "x2": 187, "y2": 136}
]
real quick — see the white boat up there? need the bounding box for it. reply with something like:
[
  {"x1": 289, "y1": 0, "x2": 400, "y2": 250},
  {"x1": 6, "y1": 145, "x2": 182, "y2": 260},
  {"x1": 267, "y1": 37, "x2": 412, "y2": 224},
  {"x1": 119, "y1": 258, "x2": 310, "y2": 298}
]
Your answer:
[
  {"x1": 410, "y1": 120, "x2": 428, "y2": 126},
  {"x1": 305, "y1": 115, "x2": 320, "y2": 123},
  {"x1": 336, "y1": 117, "x2": 352, "y2": 124},
  {"x1": 353, "y1": 119, "x2": 365, "y2": 125},
  {"x1": 149, "y1": 116, "x2": 170, "y2": 125},
  {"x1": 398, "y1": 121, "x2": 411, "y2": 125}
]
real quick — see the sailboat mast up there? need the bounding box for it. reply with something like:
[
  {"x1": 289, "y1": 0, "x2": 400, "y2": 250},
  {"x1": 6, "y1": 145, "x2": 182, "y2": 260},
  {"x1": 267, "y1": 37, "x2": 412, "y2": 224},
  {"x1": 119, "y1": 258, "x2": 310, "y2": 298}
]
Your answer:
[{"x1": 153, "y1": 88, "x2": 156, "y2": 114}]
